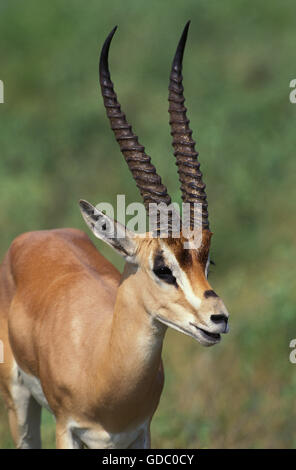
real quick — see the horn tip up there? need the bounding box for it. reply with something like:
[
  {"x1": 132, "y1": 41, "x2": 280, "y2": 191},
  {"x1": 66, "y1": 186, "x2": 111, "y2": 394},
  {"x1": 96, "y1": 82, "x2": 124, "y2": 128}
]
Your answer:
[
  {"x1": 99, "y1": 26, "x2": 118, "y2": 78},
  {"x1": 172, "y1": 21, "x2": 191, "y2": 73},
  {"x1": 102, "y1": 25, "x2": 118, "y2": 48}
]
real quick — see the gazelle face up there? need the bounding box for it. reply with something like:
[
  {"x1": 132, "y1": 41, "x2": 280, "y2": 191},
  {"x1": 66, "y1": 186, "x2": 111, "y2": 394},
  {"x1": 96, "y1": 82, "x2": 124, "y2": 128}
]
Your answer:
[
  {"x1": 134, "y1": 230, "x2": 229, "y2": 347},
  {"x1": 80, "y1": 200, "x2": 229, "y2": 347}
]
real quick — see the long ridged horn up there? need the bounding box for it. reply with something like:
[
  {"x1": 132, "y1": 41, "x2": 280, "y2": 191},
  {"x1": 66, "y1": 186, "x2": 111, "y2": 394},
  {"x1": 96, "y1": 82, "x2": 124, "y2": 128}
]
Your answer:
[
  {"x1": 99, "y1": 26, "x2": 172, "y2": 225},
  {"x1": 168, "y1": 21, "x2": 209, "y2": 230}
]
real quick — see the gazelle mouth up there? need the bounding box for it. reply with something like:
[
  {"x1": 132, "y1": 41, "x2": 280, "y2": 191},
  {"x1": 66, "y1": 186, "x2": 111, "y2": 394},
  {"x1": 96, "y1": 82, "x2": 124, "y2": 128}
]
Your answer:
[
  {"x1": 155, "y1": 315, "x2": 221, "y2": 346},
  {"x1": 190, "y1": 323, "x2": 221, "y2": 343}
]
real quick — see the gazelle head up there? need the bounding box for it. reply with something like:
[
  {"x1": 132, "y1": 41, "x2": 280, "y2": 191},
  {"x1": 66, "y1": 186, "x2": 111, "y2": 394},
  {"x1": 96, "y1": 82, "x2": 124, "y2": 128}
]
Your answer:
[{"x1": 80, "y1": 22, "x2": 229, "y2": 347}]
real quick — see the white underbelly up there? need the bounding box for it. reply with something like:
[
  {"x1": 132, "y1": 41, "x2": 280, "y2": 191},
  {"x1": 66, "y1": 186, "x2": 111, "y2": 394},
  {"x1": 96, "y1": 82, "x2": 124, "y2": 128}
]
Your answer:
[{"x1": 69, "y1": 419, "x2": 150, "y2": 449}]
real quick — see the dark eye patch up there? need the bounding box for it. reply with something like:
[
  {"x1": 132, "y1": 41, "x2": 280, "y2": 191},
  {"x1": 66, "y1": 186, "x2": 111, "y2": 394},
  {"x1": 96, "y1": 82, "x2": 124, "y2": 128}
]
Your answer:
[{"x1": 153, "y1": 252, "x2": 177, "y2": 286}]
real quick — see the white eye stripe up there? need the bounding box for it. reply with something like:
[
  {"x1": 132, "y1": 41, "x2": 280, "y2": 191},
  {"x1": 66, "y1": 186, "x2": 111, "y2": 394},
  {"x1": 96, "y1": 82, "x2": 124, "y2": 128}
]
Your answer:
[
  {"x1": 182, "y1": 281, "x2": 202, "y2": 310},
  {"x1": 159, "y1": 241, "x2": 202, "y2": 310}
]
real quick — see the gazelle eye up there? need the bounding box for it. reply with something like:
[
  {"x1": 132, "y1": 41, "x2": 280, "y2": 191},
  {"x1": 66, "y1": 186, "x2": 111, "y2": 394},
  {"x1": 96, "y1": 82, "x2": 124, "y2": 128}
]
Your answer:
[{"x1": 153, "y1": 266, "x2": 176, "y2": 285}]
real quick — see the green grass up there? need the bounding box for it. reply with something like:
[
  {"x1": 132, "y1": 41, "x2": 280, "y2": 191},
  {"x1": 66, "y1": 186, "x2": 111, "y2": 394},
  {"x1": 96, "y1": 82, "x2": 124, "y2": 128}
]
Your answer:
[{"x1": 0, "y1": 0, "x2": 296, "y2": 448}]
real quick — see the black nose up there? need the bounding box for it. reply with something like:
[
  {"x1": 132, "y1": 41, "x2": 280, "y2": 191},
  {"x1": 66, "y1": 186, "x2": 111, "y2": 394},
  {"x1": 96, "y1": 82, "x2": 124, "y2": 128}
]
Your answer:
[{"x1": 211, "y1": 313, "x2": 228, "y2": 325}]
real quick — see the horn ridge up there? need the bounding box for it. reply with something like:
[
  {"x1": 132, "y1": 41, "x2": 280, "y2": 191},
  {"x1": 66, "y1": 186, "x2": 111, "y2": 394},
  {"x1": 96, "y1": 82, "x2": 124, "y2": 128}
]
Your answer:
[
  {"x1": 99, "y1": 27, "x2": 172, "y2": 218},
  {"x1": 169, "y1": 21, "x2": 209, "y2": 230}
]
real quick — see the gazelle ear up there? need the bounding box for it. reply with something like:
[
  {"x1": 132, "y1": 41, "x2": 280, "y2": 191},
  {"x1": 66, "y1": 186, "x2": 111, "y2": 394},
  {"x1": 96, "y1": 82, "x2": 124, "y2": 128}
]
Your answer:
[{"x1": 79, "y1": 200, "x2": 137, "y2": 262}]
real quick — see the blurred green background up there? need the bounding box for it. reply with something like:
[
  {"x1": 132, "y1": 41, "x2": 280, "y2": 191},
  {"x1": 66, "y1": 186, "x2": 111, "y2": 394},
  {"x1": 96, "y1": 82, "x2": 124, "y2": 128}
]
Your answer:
[{"x1": 0, "y1": 0, "x2": 296, "y2": 448}]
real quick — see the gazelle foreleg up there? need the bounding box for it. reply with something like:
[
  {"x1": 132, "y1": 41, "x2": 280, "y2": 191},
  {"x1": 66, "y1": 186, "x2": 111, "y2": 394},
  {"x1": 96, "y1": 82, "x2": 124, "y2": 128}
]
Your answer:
[{"x1": 8, "y1": 365, "x2": 42, "y2": 449}]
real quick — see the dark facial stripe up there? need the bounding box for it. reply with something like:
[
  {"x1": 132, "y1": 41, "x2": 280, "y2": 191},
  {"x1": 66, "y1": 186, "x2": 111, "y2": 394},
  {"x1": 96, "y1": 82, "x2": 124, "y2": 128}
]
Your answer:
[
  {"x1": 166, "y1": 239, "x2": 192, "y2": 269},
  {"x1": 197, "y1": 230, "x2": 212, "y2": 267},
  {"x1": 204, "y1": 289, "x2": 218, "y2": 299}
]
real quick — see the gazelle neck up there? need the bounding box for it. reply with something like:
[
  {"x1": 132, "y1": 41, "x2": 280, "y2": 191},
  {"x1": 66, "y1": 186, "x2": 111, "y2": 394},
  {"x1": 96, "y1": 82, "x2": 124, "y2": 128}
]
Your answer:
[
  {"x1": 100, "y1": 262, "x2": 166, "y2": 430},
  {"x1": 109, "y1": 262, "x2": 166, "y2": 376}
]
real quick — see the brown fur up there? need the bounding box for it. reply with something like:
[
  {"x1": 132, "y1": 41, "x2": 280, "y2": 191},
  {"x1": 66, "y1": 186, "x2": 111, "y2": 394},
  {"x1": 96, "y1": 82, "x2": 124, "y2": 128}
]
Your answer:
[{"x1": 0, "y1": 226, "x2": 228, "y2": 448}]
